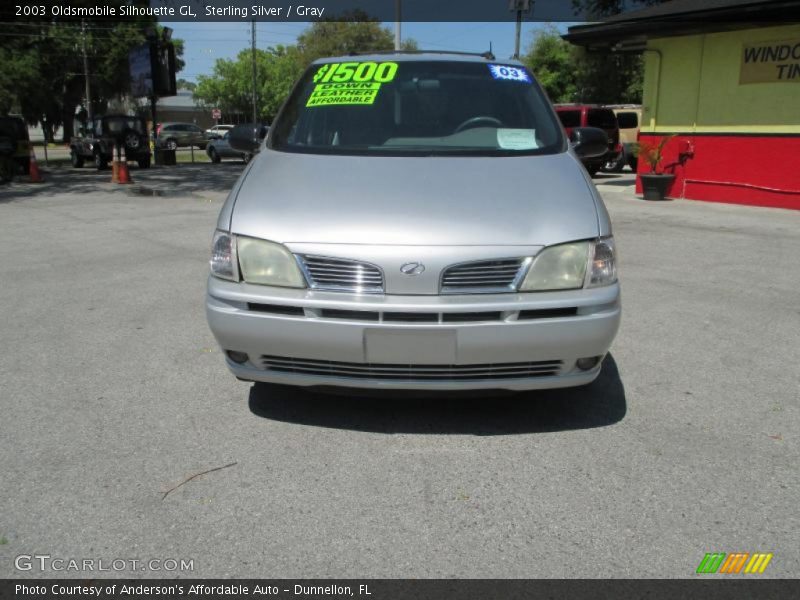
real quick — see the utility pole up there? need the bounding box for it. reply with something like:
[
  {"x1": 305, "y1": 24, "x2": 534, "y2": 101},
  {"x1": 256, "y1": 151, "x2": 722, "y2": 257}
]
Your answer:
[
  {"x1": 251, "y1": 20, "x2": 257, "y2": 124},
  {"x1": 509, "y1": 0, "x2": 533, "y2": 59},
  {"x1": 81, "y1": 19, "x2": 93, "y2": 122},
  {"x1": 394, "y1": 0, "x2": 402, "y2": 51}
]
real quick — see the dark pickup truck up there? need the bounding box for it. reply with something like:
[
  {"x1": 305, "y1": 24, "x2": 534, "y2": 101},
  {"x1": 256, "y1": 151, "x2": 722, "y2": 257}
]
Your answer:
[{"x1": 70, "y1": 114, "x2": 151, "y2": 170}]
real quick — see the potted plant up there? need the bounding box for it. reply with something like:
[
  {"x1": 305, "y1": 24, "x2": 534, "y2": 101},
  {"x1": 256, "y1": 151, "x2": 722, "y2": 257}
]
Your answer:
[{"x1": 637, "y1": 135, "x2": 675, "y2": 200}]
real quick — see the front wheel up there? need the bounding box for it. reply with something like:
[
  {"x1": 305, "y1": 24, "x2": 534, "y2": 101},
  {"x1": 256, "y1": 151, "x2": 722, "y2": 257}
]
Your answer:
[
  {"x1": 94, "y1": 153, "x2": 108, "y2": 170},
  {"x1": 586, "y1": 164, "x2": 600, "y2": 177},
  {"x1": 138, "y1": 158, "x2": 151, "y2": 169},
  {"x1": 0, "y1": 157, "x2": 14, "y2": 183},
  {"x1": 604, "y1": 151, "x2": 626, "y2": 173},
  {"x1": 208, "y1": 148, "x2": 220, "y2": 164},
  {"x1": 70, "y1": 149, "x2": 84, "y2": 168},
  {"x1": 242, "y1": 152, "x2": 253, "y2": 164}
]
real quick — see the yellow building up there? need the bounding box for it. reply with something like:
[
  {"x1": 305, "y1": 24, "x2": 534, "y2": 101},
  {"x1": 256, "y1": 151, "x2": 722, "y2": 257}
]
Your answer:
[{"x1": 565, "y1": 0, "x2": 800, "y2": 209}]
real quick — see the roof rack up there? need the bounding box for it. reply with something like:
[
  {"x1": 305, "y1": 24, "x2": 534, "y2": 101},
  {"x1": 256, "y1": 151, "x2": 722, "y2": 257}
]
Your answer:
[{"x1": 348, "y1": 49, "x2": 496, "y2": 60}]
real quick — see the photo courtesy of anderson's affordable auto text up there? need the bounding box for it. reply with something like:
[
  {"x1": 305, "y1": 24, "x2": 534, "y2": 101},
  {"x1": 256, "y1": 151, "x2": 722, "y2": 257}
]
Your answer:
[{"x1": 1, "y1": 1, "x2": 799, "y2": 598}]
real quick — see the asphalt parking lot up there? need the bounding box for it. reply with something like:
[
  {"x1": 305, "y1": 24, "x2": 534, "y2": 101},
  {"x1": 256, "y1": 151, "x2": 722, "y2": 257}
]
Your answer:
[{"x1": 0, "y1": 164, "x2": 798, "y2": 578}]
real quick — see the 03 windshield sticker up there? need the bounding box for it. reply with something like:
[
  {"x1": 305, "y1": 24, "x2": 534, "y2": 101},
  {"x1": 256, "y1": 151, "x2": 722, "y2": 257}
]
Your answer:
[
  {"x1": 307, "y1": 61, "x2": 399, "y2": 107},
  {"x1": 488, "y1": 64, "x2": 532, "y2": 83}
]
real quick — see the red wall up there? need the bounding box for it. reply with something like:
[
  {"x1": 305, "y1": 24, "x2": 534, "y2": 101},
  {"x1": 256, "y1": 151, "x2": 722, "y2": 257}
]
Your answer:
[{"x1": 635, "y1": 133, "x2": 800, "y2": 210}]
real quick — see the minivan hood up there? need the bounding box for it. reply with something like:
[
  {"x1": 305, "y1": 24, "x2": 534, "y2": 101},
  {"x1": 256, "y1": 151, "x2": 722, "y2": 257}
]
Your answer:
[{"x1": 229, "y1": 149, "x2": 599, "y2": 246}]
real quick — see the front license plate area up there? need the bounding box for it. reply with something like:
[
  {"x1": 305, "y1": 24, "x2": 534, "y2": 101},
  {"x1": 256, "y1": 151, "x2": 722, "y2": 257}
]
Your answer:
[{"x1": 364, "y1": 329, "x2": 456, "y2": 364}]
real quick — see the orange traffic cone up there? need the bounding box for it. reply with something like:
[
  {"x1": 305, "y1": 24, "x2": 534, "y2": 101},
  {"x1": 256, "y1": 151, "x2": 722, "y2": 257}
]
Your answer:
[
  {"x1": 118, "y1": 145, "x2": 131, "y2": 184},
  {"x1": 111, "y1": 146, "x2": 119, "y2": 183},
  {"x1": 29, "y1": 147, "x2": 43, "y2": 183}
]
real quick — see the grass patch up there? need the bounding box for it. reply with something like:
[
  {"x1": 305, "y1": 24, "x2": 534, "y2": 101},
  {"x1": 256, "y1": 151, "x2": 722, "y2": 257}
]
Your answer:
[
  {"x1": 41, "y1": 158, "x2": 72, "y2": 167},
  {"x1": 175, "y1": 150, "x2": 211, "y2": 164}
]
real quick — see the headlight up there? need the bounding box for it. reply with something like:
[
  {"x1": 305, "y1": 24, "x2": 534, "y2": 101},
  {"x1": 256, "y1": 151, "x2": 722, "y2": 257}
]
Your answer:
[
  {"x1": 237, "y1": 236, "x2": 306, "y2": 288},
  {"x1": 210, "y1": 230, "x2": 238, "y2": 281},
  {"x1": 519, "y1": 237, "x2": 617, "y2": 291},
  {"x1": 587, "y1": 237, "x2": 617, "y2": 288},
  {"x1": 520, "y1": 241, "x2": 591, "y2": 291}
]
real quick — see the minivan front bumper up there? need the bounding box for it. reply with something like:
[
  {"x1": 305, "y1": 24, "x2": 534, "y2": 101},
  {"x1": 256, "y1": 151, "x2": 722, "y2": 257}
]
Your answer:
[{"x1": 206, "y1": 277, "x2": 621, "y2": 391}]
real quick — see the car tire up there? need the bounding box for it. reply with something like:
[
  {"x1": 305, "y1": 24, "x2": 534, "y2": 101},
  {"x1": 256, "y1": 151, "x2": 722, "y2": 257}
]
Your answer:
[
  {"x1": 70, "y1": 149, "x2": 84, "y2": 168},
  {"x1": 243, "y1": 152, "x2": 252, "y2": 164},
  {"x1": 138, "y1": 158, "x2": 151, "y2": 169},
  {"x1": 94, "y1": 153, "x2": 108, "y2": 170},
  {"x1": 628, "y1": 156, "x2": 638, "y2": 172},
  {"x1": 603, "y1": 151, "x2": 626, "y2": 173},
  {"x1": 19, "y1": 158, "x2": 31, "y2": 174},
  {"x1": 586, "y1": 164, "x2": 600, "y2": 177},
  {"x1": 0, "y1": 160, "x2": 13, "y2": 183},
  {"x1": 208, "y1": 148, "x2": 221, "y2": 164},
  {"x1": 166, "y1": 139, "x2": 178, "y2": 151}
]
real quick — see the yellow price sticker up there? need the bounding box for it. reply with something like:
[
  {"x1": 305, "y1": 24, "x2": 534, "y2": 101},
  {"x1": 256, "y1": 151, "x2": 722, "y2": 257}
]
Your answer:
[{"x1": 307, "y1": 61, "x2": 398, "y2": 107}]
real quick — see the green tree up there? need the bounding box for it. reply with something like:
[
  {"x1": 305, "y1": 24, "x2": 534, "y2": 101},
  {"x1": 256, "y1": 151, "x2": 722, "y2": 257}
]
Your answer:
[
  {"x1": 522, "y1": 26, "x2": 643, "y2": 104},
  {"x1": 259, "y1": 45, "x2": 307, "y2": 120},
  {"x1": 572, "y1": 47, "x2": 643, "y2": 104},
  {"x1": 522, "y1": 26, "x2": 577, "y2": 103},
  {"x1": 296, "y1": 14, "x2": 395, "y2": 62},
  {"x1": 571, "y1": 0, "x2": 667, "y2": 19},
  {"x1": 0, "y1": 3, "x2": 184, "y2": 141},
  {"x1": 194, "y1": 18, "x2": 417, "y2": 123}
]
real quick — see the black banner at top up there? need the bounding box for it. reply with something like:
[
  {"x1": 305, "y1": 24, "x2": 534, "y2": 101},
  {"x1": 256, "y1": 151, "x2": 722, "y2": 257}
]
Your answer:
[{"x1": 3, "y1": 0, "x2": 672, "y2": 23}]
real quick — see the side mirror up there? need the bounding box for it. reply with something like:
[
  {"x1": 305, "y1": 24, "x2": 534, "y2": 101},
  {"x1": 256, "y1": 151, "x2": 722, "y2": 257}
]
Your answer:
[
  {"x1": 228, "y1": 123, "x2": 264, "y2": 153},
  {"x1": 569, "y1": 127, "x2": 609, "y2": 159}
]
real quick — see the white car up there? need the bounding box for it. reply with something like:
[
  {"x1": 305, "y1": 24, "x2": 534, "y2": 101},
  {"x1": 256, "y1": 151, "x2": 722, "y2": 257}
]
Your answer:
[{"x1": 205, "y1": 124, "x2": 234, "y2": 140}]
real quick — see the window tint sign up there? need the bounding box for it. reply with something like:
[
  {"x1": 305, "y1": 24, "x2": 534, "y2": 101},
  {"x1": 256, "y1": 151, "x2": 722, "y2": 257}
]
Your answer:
[
  {"x1": 740, "y1": 38, "x2": 800, "y2": 83},
  {"x1": 307, "y1": 61, "x2": 399, "y2": 107}
]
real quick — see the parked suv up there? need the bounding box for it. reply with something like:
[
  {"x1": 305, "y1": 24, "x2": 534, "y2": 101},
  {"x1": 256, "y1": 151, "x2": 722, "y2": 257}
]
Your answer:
[
  {"x1": 554, "y1": 104, "x2": 620, "y2": 176},
  {"x1": 70, "y1": 114, "x2": 151, "y2": 170},
  {"x1": 604, "y1": 105, "x2": 641, "y2": 172},
  {"x1": 206, "y1": 53, "x2": 620, "y2": 392},
  {"x1": 156, "y1": 122, "x2": 207, "y2": 150}
]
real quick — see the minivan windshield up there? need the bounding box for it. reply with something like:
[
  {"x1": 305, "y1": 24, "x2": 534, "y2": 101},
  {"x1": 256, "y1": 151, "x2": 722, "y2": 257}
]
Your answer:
[{"x1": 270, "y1": 59, "x2": 564, "y2": 156}]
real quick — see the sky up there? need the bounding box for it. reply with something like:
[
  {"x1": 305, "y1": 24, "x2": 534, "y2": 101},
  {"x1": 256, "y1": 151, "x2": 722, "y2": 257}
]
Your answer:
[{"x1": 169, "y1": 21, "x2": 570, "y2": 85}]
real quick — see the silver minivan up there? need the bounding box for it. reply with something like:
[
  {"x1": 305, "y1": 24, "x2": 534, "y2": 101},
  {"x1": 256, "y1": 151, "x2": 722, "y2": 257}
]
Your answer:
[{"x1": 206, "y1": 52, "x2": 620, "y2": 391}]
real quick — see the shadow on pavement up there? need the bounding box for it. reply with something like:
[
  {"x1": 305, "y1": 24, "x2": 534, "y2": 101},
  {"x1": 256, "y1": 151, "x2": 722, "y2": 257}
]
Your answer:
[
  {"x1": 592, "y1": 172, "x2": 637, "y2": 186},
  {"x1": 248, "y1": 354, "x2": 626, "y2": 435},
  {"x1": 0, "y1": 162, "x2": 244, "y2": 203}
]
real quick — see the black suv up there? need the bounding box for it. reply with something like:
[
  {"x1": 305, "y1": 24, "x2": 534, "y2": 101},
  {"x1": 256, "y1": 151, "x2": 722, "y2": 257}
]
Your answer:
[
  {"x1": 0, "y1": 115, "x2": 32, "y2": 174},
  {"x1": 70, "y1": 115, "x2": 151, "y2": 170}
]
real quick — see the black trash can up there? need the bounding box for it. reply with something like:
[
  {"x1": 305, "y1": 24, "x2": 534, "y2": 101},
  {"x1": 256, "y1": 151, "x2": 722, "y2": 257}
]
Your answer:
[{"x1": 154, "y1": 149, "x2": 176, "y2": 166}]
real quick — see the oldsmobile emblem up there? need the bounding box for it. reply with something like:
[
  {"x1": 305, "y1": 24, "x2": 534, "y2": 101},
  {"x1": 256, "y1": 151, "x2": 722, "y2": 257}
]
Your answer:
[{"x1": 400, "y1": 262, "x2": 425, "y2": 276}]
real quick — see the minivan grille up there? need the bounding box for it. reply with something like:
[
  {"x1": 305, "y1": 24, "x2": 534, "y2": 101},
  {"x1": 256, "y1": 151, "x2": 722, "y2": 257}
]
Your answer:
[
  {"x1": 261, "y1": 355, "x2": 563, "y2": 381},
  {"x1": 297, "y1": 255, "x2": 384, "y2": 293},
  {"x1": 441, "y1": 258, "x2": 528, "y2": 293}
]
